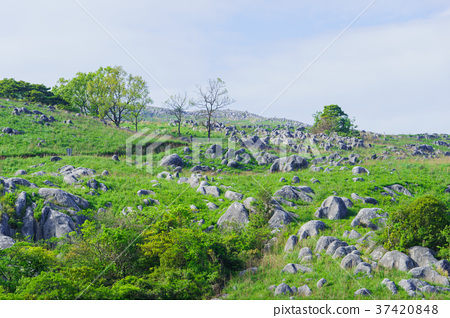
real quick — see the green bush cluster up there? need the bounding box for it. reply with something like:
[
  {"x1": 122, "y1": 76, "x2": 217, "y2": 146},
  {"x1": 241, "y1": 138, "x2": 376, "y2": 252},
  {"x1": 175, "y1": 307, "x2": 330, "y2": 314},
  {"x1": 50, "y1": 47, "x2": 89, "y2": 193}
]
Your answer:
[
  {"x1": 381, "y1": 195, "x2": 450, "y2": 254},
  {"x1": 0, "y1": 205, "x2": 271, "y2": 300}
]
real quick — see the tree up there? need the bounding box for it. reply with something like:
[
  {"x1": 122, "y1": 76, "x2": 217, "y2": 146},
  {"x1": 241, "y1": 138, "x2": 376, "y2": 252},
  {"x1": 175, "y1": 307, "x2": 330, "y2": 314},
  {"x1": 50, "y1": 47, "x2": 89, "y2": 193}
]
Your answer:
[
  {"x1": 86, "y1": 66, "x2": 151, "y2": 127},
  {"x1": 163, "y1": 92, "x2": 191, "y2": 137},
  {"x1": 193, "y1": 78, "x2": 235, "y2": 140},
  {"x1": 312, "y1": 104, "x2": 356, "y2": 135},
  {"x1": 125, "y1": 74, "x2": 152, "y2": 131},
  {"x1": 53, "y1": 72, "x2": 96, "y2": 115}
]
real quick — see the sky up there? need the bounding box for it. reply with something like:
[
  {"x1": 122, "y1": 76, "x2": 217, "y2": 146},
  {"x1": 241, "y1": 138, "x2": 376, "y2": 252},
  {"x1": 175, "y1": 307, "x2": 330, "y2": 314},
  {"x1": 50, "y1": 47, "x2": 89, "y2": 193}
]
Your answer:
[{"x1": 1, "y1": 0, "x2": 449, "y2": 134}]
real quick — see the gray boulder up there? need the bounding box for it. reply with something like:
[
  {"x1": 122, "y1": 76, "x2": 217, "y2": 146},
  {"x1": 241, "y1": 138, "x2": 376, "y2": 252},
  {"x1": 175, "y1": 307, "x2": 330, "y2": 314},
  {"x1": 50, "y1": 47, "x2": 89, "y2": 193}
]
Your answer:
[
  {"x1": 0, "y1": 213, "x2": 11, "y2": 236},
  {"x1": 3, "y1": 177, "x2": 36, "y2": 191},
  {"x1": 281, "y1": 263, "x2": 312, "y2": 274},
  {"x1": 269, "y1": 155, "x2": 308, "y2": 173},
  {"x1": 239, "y1": 267, "x2": 258, "y2": 276},
  {"x1": 273, "y1": 186, "x2": 314, "y2": 203},
  {"x1": 354, "y1": 288, "x2": 371, "y2": 297},
  {"x1": 256, "y1": 153, "x2": 279, "y2": 166},
  {"x1": 378, "y1": 250, "x2": 416, "y2": 272},
  {"x1": 41, "y1": 206, "x2": 76, "y2": 239},
  {"x1": 284, "y1": 235, "x2": 298, "y2": 252},
  {"x1": 274, "y1": 283, "x2": 293, "y2": 296},
  {"x1": 227, "y1": 160, "x2": 239, "y2": 168},
  {"x1": 159, "y1": 154, "x2": 183, "y2": 167},
  {"x1": 197, "y1": 186, "x2": 221, "y2": 197},
  {"x1": 351, "y1": 193, "x2": 378, "y2": 205},
  {"x1": 297, "y1": 220, "x2": 326, "y2": 240},
  {"x1": 0, "y1": 236, "x2": 15, "y2": 250},
  {"x1": 398, "y1": 279, "x2": 443, "y2": 297},
  {"x1": 298, "y1": 247, "x2": 313, "y2": 259},
  {"x1": 436, "y1": 260, "x2": 450, "y2": 276},
  {"x1": 409, "y1": 266, "x2": 449, "y2": 286},
  {"x1": 243, "y1": 197, "x2": 257, "y2": 213},
  {"x1": 86, "y1": 179, "x2": 98, "y2": 190},
  {"x1": 326, "y1": 240, "x2": 348, "y2": 255},
  {"x1": 15, "y1": 170, "x2": 27, "y2": 176},
  {"x1": 347, "y1": 229, "x2": 362, "y2": 239},
  {"x1": 38, "y1": 188, "x2": 89, "y2": 212},
  {"x1": 340, "y1": 197, "x2": 353, "y2": 208},
  {"x1": 317, "y1": 278, "x2": 327, "y2": 288},
  {"x1": 350, "y1": 208, "x2": 387, "y2": 230},
  {"x1": 292, "y1": 176, "x2": 300, "y2": 183},
  {"x1": 385, "y1": 184, "x2": 413, "y2": 197},
  {"x1": 22, "y1": 206, "x2": 37, "y2": 241},
  {"x1": 341, "y1": 254, "x2": 363, "y2": 269},
  {"x1": 354, "y1": 262, "x2": 372, "y2": 275},
  {"x1": 370, "y1": 246, "x2": 388, "y2": 261},
  {"x1": 15, "y1": 191, "x2": 27, "y2": 216},
  {"x1": 408, "y1": 246, "x2": 438, "y2": 267},
  {"x1": 217, "y1": 202, "x2": 249, "y2": 227},
  {"x1": 381, "y1": 278, "x2": 398, "y2": 294},
  {"x1": 333, "y1": 246, "x2": 357, "y2": 259},
  {"x1": 314, "y1": 196, "x2": 348, "y2": 220},
  {"x1": 137, "y1": 189, "x2": 155, "y2": 196},
  {"x1": 206, "y1": 202, "x2": 219, "y2": 210},
  {"x1": 268, "y1": 209, "x2": 297, "y2": 229},
  {"x1": 352, "y1": 166, "x2": 370, "y2": 175},
  {"x1": 63, "y1": 174, "x2": 78, "y2": 185},
  {"x1": 314, "y1": 236, "x2": 339, "y2": 253},
  {"x1": 297, "y1": 285, "x2": 313, "y2": 297},
  {"x1": 225, "y1": 190, "x2": 244, "y2": 201}
]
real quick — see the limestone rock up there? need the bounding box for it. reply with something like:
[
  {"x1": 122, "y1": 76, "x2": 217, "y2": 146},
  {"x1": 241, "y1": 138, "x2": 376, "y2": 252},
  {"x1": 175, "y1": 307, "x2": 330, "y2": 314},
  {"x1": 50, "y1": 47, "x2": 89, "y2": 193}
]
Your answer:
[
  {"x1": 314, "y1": 196, "x2": 348, "y2": 220},
  {"x1": 217, "y1": 202, "x2": 249, "y2": 227},
  {"x1": 297, "y1": 220, "x2": 326, "y2": 240},
  {"x1": 284, "y1": 235, "x2": 298, "y2": 252},
  {"x1": 378, "y1": 250, "x2": 416, "y2": 272}
]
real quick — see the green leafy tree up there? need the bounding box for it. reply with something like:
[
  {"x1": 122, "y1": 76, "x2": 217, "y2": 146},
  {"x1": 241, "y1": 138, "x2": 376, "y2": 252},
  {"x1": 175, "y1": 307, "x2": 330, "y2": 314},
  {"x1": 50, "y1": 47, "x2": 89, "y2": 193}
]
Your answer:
[
  {"x1": 164, "y1": 92, "x2": 191, "y2": 137},
  {"x1": 53, "y1": 72, "x2": 96, "y2": 114},
  {"x1": 86, "y1": 66, "x2": 151, "y2": 127},
  {"x1": 312, "y1": 104, "x2": 356, "y2": 135},
  {"x1": 125, "y1": 74, "x2": 152, "y2": 131},
  {"x1": 193, "y1": 78, "x2": 235, "y2": 140}
]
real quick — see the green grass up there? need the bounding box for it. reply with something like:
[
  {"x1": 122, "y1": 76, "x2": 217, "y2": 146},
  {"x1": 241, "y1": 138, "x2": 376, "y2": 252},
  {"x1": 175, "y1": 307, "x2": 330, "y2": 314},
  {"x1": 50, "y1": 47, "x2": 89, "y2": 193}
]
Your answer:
[{"x1": 1, "y1": 97, "x2": 450, "y2": 300}]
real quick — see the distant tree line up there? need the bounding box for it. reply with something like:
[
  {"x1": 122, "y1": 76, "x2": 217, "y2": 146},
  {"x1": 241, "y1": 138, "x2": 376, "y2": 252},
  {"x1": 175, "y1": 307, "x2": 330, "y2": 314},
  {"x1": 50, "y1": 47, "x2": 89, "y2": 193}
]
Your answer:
[
  {"x1": 2, "y1": 68, "x2": 236, "y2": 134},
  {"x1": 0, "y1": 78, "x2": 68, "y2": 106}
]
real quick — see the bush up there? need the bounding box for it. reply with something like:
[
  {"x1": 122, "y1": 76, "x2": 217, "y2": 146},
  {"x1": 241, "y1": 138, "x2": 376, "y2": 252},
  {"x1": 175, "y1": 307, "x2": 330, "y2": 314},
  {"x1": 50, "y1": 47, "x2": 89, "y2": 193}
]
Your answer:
[{"x1": 381, "y1": 195, "x2": 450, "y2": 253}]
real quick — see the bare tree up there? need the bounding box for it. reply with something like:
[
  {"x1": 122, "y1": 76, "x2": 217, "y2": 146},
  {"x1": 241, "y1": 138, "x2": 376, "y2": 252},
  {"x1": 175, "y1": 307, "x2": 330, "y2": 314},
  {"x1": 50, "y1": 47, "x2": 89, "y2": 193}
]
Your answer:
[
  {"x1": 164, "y1": 92, "x2": 191, "y2": 137},
  {"x1": 194, "y1": 78, "x2": 236, "y2": 140}
]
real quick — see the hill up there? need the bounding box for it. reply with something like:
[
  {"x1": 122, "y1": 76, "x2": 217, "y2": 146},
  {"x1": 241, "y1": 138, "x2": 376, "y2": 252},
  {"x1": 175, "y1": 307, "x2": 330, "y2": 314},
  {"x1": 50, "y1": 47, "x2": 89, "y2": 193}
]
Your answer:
[{"x1": 0, "y1": 98, "x2": 450, "y2": 300}]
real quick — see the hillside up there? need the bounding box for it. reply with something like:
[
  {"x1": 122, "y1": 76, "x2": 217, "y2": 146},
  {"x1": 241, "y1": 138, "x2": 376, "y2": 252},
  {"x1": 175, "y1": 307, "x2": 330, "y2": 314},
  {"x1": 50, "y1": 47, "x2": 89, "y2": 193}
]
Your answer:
[
  {"x1": 1, "y1": 98, "x2": 450, "y2": 300},
  {"x1": 143, "y1": 106, "x2": 308, "y2": 127}
]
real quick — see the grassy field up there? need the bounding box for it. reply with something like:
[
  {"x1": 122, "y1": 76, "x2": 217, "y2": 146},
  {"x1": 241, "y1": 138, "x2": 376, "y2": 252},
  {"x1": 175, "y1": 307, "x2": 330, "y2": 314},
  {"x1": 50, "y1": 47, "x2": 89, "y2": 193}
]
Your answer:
[{"x1": 1, "y1": 98, "x2": 449, "y2": 300}]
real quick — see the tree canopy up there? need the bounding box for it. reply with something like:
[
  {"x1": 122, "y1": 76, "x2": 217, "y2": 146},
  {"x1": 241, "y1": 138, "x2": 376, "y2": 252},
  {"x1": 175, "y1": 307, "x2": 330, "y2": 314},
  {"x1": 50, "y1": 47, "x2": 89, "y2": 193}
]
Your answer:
[
  {"x1": 53, "y1": 66, "x2": 152, "y2": 128},
  {"x1": 312, "y1": 104, "x2": 357, "y2": 135}
]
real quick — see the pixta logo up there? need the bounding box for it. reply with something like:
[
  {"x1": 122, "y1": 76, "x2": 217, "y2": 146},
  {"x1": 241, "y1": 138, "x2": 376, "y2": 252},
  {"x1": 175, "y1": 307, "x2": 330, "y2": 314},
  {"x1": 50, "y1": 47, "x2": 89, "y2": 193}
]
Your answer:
[{"x1": 126, "y1": 128, "x2": 173, "y2": 174}]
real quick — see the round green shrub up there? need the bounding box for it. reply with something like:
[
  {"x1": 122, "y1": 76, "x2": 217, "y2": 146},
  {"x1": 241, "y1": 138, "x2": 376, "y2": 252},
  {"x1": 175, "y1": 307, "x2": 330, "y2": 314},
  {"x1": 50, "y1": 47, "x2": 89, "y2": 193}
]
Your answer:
[{"x1": 382, "y1": 195, "x2": 450, "y2": 252}]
